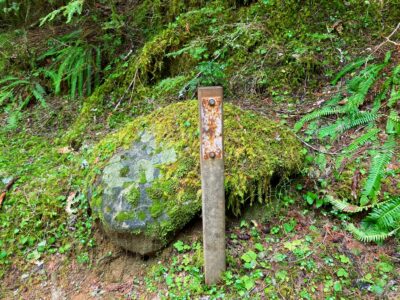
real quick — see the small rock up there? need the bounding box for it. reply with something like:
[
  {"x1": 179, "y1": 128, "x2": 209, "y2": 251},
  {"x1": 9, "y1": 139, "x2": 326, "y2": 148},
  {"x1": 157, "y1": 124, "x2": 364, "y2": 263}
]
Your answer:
[
  {"x1": 258, "y1": 251, "x2": 267, "y2": 260},
  {"x1": 261, "y1": 224, "x2": 271, "y2": 234},
  {"x1": 355, "y1": 279, "x2": 371, "y2": 291},
  {"x1": 21, "y1": 273, "x2": 29, "y2": 281},
  {"x1": 90, "y1": 287, "x2": 105, "y2": 297},
  {"x1": 238, "y1": 233, "x2": 251, "y2": 240}
]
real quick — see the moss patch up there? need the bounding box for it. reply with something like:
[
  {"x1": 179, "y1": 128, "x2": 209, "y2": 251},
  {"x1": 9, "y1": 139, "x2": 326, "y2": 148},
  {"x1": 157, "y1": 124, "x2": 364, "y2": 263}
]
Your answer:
[
  {"x1": 150, "y1": 200, "x2": 165, "y2": 219},
  {"x1": 90, "y1": 100, "x2": 304, "y2": 245},
  {"x1": 125, "y1": 184, "x2": 141, "y2": 207},
  {"x1": 138, "y1": 211, "x2": 147, "y2": 221},
  {"x1": 62, "y1": 1, "x2": 400, "y2": 146},
  {"x1": 119, "y1": 166, "x2": 130, "y2": 177},
  {"x1": 115, "y1": 211, "x2": 137, "y2": 223}
]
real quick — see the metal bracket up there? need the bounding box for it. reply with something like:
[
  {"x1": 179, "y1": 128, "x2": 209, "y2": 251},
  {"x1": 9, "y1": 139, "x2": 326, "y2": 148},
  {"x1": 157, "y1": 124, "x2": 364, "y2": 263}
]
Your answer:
[{"x1": 200, "y1": 96, "x2": 223, "y2": 160}]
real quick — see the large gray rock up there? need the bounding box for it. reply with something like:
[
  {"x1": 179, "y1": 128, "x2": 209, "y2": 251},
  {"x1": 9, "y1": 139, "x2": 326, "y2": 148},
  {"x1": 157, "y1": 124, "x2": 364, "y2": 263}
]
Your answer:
[{"x1": 95, "y1": 131, "x2": 177, "y2": 255}]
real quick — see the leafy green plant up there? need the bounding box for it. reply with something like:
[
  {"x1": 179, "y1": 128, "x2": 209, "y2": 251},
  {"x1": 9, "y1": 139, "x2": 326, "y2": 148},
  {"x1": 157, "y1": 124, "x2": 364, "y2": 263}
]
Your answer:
[
  {"x1": 39, "y1": 31, "x2": 101, "y2": 99},
  {"x1": 173, "y1": 240, "x2": 191, "y2": 253},
  {"x1": 0, "y1": 74, "x2": 46, "y2": 129},
  {"x1": 39, "y1": 0, "x2": 84, "y2": 26},
  {"x1": 241, "y1": 250, "x2": 257, "y2": 269},
  {"x1": 295, "y1": 52, "x2": 400, "y2": 242}
]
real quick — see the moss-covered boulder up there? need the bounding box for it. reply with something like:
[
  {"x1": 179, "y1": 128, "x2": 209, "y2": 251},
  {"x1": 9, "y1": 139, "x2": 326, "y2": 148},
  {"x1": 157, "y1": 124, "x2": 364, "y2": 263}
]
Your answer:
[{"x1": 90, "y1": 100, "x2": 303, "y2": 255}]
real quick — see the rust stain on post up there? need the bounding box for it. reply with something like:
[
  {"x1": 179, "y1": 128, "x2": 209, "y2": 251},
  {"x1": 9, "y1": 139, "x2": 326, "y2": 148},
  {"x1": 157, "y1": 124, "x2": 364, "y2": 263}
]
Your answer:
[{"x1": 200, "y1": 96, "x2": 223, "y2": 160}]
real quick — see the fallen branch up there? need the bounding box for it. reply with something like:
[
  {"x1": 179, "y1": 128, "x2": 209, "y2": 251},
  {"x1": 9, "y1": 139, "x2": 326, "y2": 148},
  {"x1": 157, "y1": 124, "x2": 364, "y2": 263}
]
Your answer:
[
  {"x1": 373, "y1": 22, "x2": 400, "y2": 54},
  {"x1": 294, "y1": 133, "x2": 339, "y2": 155},
  {"x1": 114, "y1": 68, "x2": 139, "y2": 111},
  {"x1": 0, "y1": 177, "x2": 19, "y2": 208}
]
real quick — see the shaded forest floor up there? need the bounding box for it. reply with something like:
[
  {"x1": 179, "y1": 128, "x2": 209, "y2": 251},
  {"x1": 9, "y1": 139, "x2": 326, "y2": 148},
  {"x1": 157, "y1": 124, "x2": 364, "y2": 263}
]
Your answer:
[
  {"x1": 2, "y1": 200, "x2": 400, "y2": 299},
  {"x1": 1, "y1": 89, "x2": 399, "y2": 299},
  {"x1": 1, "y1": 1, "x2": 400, "y2": 299}
]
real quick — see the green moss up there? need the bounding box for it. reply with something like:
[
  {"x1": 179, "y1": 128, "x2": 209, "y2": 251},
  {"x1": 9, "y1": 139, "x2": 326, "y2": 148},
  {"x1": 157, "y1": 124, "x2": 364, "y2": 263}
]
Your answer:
[
  {"x1": 4, "y1": 0, "x2": 400, "y2": 279},
  {"x1": 62, "y1": 3, "x2": 230, "y2": 145},
  {"x1": 139, "y1": 170, "x2": 147, "y2": 184},
  {"x1": 150, "y1": 200, "x2": 165, "y2": 219},
  {"x1": 122, "y1": 181, "x2": 132, "y2": 189},
  {"x1": 119, "y1": 166, "x2": 130, "y2": 177},
  {"x1": 125, "y1": 184, "x2": 141, "y2": 207},
  {"x1": 63, "y1": 0, "x2": 400, "y2": 145},
  {"x1": 115, "y1": 211, "x2": 137, "y2": 222},
  {"x1": 90, "y1": 187, "x2": 104, "y2": 212},
  {"x1": 138, "y1": 211, "x2": 147, "y2": 221},
  {"x1": 146, "y1": 180, "x2": 176, "y2": 201},
  {"x1": 0, "y1": 132, "x2": 95, "y2": 277}
]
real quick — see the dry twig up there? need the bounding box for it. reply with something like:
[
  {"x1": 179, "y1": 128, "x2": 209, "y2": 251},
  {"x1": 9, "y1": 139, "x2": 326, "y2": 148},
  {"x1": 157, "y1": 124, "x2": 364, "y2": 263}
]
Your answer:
[
  {"x1": 294, "y1": 133, "x2": 339, "y2": 155},
  {"x1": 373, "y1": 22, "x2": 400, "y2": 54}
]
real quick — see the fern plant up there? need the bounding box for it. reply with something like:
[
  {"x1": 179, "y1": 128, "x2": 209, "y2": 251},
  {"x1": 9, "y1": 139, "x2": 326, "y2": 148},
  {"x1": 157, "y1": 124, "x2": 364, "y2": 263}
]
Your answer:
[
  {"x1": 348, "y1": 197, "x2": 400, "y2": 242},
  {"x1": 39, "y1": 0, "x2": 84, "y2": 26},
  {"x1": 296, "y1": 52, "x2": 400, "y2": 242},
  {"x1": 0, "y1": 74, "x2": 47, "y2": 129},
  {"x1": 38, "y1": 31, "x2": 101, "y2": 99}
]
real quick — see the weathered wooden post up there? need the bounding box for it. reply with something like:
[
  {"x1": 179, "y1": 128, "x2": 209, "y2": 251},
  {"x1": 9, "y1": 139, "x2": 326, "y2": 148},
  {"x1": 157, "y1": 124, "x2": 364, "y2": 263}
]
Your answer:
[{"x1": 198, "y1": 86, "x2": 226, "y2": 284}]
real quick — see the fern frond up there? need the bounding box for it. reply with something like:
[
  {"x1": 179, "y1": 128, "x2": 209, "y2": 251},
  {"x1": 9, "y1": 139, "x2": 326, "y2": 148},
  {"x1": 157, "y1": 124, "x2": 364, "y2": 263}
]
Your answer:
[
  {"x1": 336, "y1": 128, "x2": 380, "y2": 167},
  {"x1": 37, "y1": 46, "x2": 63, "y2": 60},
  {"x1": 373, "y1": 76, "x2": 392, "y2": 112},
  {"x1": 86, "y1": 63, "x2": 92, "y2": 96},
  {"x1": 78, "y1": 67, "x2": 84, "y2": 97},
  {"x1": 327, "y1": 195, "x2": 372, "y2": 213},
  {"x1": 40, "y1": 0, "x2": 84, "y2": 26},
  {"x1": 345, "y1": 63, "x2": 387, "y2": 111},
  {"x1": 341, "y1": 112, "x2": 378, "y2": 131},
  {"x1": 331, "y1": 56, "x2": 373, "y2": 85},
  {"x1": 318, "y1": 121, "x2": 343, "y2": 139},
  {"x1": 366, "y1": 197, "x2": 400, "y2": 229},
  {"x1": 64, "y1": 0, "x2": 84, "y2": 23},
  {"x1": 40, "y1": 34, "x2": 100, "y2": 99},
  {"x1": 347, "y1": 223, "x2": 398, "y2": 243},
  {"x1": 325, "y1": 94, "x2": 344, "y2": 106},
  {"x1": 347, "y1": 128, "x2": 379, "y2": 153},
  {"x1": 54, "y1": 49, "x2": 75, "y2": 94},
  {"x1": 319, "y1": 113, "x2": 378, "y2": 140},
  {"x1": 0, "y1": 76, "x2": 20, "y2": 85},
  {"x1": 31, "y1": 83, "x2": 47, "y2": 107},
  {"x1": 1, "y1": 78, "x2": 30, "y2": 91},
  {"x1": 70, "y1": 67, "x2": 78, "y2": 98},
  {"x1": 39, "y1": 7, "x2": 64, "y2": 26},
  {"x1": 361, "y1": 136, "x2": 395, "y2": 204},
  {"x1": 388, "y1": 88, "x2": 400, "y2": 108},
  {"x1": 386, "y1": 110, "x2": 400, "y2": 134},
  {"x1": 0, "y1": 90, "x2": 13, "y2": 105},
  {"x1": 294, "y1": 106, "x2": 345, "y2": 132},
  {"x1": 392, "y1": 64, "x2": 400, "y2": 84},
  {"x1": 95, "y1": 47, "x2": 101, "y2": 87}
]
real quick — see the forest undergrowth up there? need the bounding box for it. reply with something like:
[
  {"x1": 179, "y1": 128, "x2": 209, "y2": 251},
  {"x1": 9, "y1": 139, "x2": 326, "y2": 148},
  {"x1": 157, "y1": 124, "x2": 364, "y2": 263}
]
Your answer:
[{"x1": 1, "y1": 0, "x2": 400, "y2": 298}]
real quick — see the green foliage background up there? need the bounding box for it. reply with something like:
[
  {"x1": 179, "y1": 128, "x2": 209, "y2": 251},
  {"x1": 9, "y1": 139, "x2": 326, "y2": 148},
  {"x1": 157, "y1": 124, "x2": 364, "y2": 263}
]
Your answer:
[{"x1": 1, "y1": 0, "x2": 400, "y2": 292}]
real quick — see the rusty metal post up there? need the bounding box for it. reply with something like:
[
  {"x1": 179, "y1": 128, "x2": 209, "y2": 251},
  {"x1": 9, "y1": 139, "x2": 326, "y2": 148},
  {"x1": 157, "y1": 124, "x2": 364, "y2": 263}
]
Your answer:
[{"x1": 198, "y1": 86, "x2": 225, "y2": 284}]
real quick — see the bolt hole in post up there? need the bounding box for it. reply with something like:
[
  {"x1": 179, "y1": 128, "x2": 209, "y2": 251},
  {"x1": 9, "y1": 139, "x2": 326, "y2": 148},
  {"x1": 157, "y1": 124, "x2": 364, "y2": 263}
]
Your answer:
[{"x1": 198, "y1": 87, "x2": 226, "y2": 285}]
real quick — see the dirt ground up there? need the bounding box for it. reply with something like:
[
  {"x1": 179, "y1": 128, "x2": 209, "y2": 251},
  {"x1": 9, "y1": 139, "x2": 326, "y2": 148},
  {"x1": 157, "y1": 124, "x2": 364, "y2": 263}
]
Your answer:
[
  {"x1": 3, "y1": 205, "x2": 400, "y2": 299},
  {"x1": 2, "y1": 219, "x2": 203, "y2": 300}
]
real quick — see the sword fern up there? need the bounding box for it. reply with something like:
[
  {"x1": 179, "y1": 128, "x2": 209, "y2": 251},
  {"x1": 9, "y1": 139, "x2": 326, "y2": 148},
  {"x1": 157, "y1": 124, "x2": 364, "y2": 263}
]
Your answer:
[
  {"x1": 0, "y1": 74, "x2": 47, "y2": 129},
  {"x1": 296, "y1": 52, "x2": 400, "y2": 242},
  {"x1": 39, "y1": 31, "x2": 101, "y2": 99}
]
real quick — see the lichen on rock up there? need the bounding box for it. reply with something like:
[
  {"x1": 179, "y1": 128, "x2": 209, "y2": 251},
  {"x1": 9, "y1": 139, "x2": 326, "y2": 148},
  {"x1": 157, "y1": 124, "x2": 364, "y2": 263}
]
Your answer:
[{"x1": 90, "y1": 100, "x2": 303, "y2": 254}]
